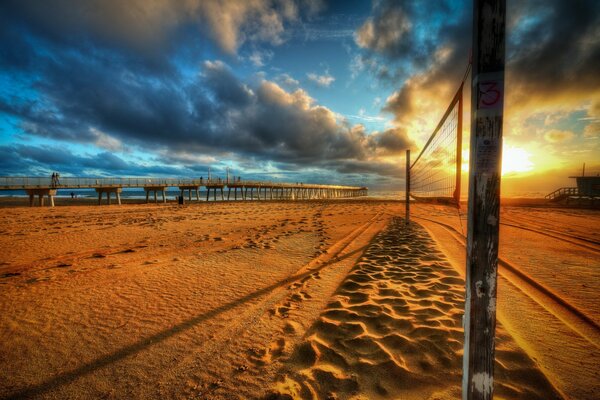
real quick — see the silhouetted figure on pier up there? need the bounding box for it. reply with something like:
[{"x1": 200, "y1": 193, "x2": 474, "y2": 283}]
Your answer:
[
  {"x1": 55, "y1": 173, "x2": 60, "y2": 186},
  {"x1": 51, "y1": 172, "x2": 59, "y2": 188}
]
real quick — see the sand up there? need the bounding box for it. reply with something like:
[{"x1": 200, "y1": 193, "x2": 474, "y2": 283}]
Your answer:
[
  {"x1": 268, "y1": 218, "x2": 559, "y2": 399},
  {"x1": 0, "y1": 199, "x2": 597, "y2": 399},
  {"x1": 410, "y1": 203, "x2": 600, "y2": 399}
]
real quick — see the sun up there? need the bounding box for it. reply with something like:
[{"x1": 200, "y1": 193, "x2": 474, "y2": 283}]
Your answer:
[{"x1": 502, "y1": 146, "x2": 534, "y2": 175}]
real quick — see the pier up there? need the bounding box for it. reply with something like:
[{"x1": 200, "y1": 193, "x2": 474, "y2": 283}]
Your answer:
[{"x1": 0, "y1": 177, "x2": 368, "y2": 206}]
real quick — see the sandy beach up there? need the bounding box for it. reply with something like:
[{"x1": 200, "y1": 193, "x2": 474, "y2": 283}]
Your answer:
[{"x1": 0, "y1": 199, "x2": 598, "y2": 399}]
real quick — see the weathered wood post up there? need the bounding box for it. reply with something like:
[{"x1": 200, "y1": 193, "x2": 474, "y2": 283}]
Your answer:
[
  {"x1": 463, "y1": 0, "x2": 505, "y2": 399},
  {"x1": 405, "y1": 149, "x2": 410, "y2": 224},
  {"x1": 455, "y1": 83, "x2": 464, "y2": 206}
]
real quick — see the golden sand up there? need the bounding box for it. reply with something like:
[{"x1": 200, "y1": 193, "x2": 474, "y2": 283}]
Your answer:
[{"x1": 0, "y1": 200, "x2": 597, "y2": 399}]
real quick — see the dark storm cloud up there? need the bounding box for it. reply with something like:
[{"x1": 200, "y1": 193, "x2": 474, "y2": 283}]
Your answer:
[
  {"x1": 373, "y1": 128, "x2": 415, "y2": 155},
  {"x1": 1, "y1": 0, "x2": 324, "y2": 56},
  {"x1": 354, "y1": 0, "x2": 471, "y2": 125},
  {"x1": 0, "y1": 0, "x2": 415, "y2": 181},
  {"x1": 355, "y1": 0, "x2": 465, "y2": 68},
  {"x1": 0, "y1": 17, "x2": 410, "y2": 178},
  {"x1": 359, "y1": 0, "x2": 599, "y2": 123},
  {"x1": 0, "y1": 144, "x2": 185, "y2": 176},
  {"x1": 507, "y1": 0, "x2": 600, "y2": 100},
  {"x1": 327, "y1": 159, "x2": 404, "y2": 178}
]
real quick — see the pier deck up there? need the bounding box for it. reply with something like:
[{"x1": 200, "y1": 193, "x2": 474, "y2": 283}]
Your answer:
[{"x1": 0, "y1": 177, "x2": 367, "y2": 206}]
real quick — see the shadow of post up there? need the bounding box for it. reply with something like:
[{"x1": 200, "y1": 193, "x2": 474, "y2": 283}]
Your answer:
[{"x1": 5, "y1": 246, "x2": 368, "y2": 400}]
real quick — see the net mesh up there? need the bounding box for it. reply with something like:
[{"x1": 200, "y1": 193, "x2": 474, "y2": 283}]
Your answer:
[{"x1": 409, "y1": 86, "x2": 462, "y2": 205}]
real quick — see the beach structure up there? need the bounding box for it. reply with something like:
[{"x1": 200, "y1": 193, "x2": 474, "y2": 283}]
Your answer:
[
  {"x1": 0, "y1": 177, "x2": 367, "y2": 207},
  {"x1": 545, "y1": 175, "x2": 600, "y2": 205}
]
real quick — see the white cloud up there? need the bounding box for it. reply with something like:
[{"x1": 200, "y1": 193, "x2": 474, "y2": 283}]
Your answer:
[
  {"x1": 91, "y1": 128, "x2": 124, "y2": 152},
  {"x1": 247, "y1": 49, "x2": 273, "y2": 67},
  {"x1": 276, "y1": 73, "x2": 299, "y2": 87},
  {"x1": 307, "y1": 71, "x2": 335, "y2": 87}
]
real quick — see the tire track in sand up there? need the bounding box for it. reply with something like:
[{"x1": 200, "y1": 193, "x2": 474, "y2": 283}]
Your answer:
[
  {"x1": 415, "y1": 216, "x2": 600, "y2": 400},
  {"x1": 500, "y1": 217, "x2": 600, "y2": 253},
  {"x1": 154, "y1": 211, "x2": 387, "y2": 398},
  {"x1": 1, "y1": 210, "x2": 386, "y2": 400},
  {"x1": 414, "y1": 215, "x2": 600, "y2": 342}
]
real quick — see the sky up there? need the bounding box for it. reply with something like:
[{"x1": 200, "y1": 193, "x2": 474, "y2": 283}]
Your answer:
[{"x1": 0, "y1": 0, "x2": 598, "y2": 195}]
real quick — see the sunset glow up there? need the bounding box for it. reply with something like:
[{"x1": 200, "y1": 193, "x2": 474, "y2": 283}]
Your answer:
[
  {"x1": 0, "y1": 2, "x2": 599, "y2": 400},
  {"x1": 0, "y1": 1, "x2": 598, "y2": 193},
  {"x1": 502, "y1": 146, "x2": 534, "y2": 175}
]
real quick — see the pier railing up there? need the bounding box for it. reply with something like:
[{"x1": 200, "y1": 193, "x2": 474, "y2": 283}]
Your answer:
[
  {"x1": 0, "y1": 176, "x2": 366, "y2": 191},
  {"x1": 0, "y1": 177, "x2": 203, "y2": 189}
]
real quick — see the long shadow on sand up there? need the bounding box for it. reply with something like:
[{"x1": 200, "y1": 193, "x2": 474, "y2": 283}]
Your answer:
[
  {"x1": 267, "y1": 218, "x2": 561, "y2": 400},
  {"x1": 5, "y1": 246, "x2": 368, "y2": 400}
]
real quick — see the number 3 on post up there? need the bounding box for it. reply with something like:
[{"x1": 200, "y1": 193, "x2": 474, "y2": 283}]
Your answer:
[{"x1": 478, "y1": 79, "x2": 503, "y2": 110}]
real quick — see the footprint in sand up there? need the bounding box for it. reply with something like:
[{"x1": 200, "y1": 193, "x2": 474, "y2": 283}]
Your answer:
[
  {"x1": 248, "y1": 338, "x2": 288, "y2": 366},
  {"x1": 269, "y1": 218, "x2": 470, "y2": 399},
  {"x1": 289, "y1": 291, "x2": 311, "y2": 302},
  {"x1": 271, "y1": 303, "x2": 292, "y2": 318},
  {"x1": 271, "y1": 217, "x2": 562, "y2": 400}
]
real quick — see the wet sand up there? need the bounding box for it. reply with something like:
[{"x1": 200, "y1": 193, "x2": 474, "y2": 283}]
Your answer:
[{"x1": 0, "y1": 199, "x2": 597, "y2": 399}]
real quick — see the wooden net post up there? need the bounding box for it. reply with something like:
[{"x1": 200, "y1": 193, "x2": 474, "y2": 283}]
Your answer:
[
  {"x1": 463, "y1": 0, "x2": 506, "y2": 399},
  {"x1": 405, "y1": 149, "x2": 410, "y2": 224},
  {"x1": 454, "y1": 83, "x2": 464, "y2": 206}
]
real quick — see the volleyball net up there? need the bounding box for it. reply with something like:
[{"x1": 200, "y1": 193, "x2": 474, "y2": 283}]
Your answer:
[{"x1": 408, "y1": 83, "x2": 464, "y2": 206}]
